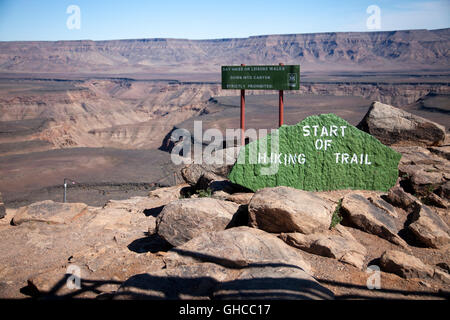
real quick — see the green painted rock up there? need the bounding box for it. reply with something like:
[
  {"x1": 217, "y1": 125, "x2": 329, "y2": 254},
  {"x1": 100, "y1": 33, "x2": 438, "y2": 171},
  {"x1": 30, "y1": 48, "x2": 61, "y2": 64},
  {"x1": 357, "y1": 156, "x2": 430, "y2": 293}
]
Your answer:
[{"x1": 228, "y1": 114, "x2": 402, "y2": 192}]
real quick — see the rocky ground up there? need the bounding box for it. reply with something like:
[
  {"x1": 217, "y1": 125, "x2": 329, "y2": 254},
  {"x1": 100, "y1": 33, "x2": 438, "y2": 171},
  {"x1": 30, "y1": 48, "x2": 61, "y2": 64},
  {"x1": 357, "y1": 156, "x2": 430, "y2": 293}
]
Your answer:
[{"x1": 0, "y1": 102, "x2": 449, "y2": 300}]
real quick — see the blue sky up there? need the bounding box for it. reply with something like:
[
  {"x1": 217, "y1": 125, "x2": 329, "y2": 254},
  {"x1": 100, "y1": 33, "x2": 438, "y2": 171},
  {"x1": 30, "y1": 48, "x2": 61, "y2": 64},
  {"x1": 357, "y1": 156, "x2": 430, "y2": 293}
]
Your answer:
[{"x1": 0, "y1": 0, "x2": 449, "y2": 41}]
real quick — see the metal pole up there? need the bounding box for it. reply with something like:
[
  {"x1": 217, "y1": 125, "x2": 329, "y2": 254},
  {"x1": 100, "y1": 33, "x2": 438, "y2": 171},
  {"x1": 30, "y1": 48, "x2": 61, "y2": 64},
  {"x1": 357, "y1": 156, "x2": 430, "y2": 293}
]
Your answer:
[
  {"x1": 240, "y1": 88, "x2": 245, "y2": 146},
  {"x1": 63, "y1": 178, "x2": 67, "y2": 203},
  {"x1": 279, "y1": 63, "x2": 284, "y2": 127},
  {"x1": 240, "y1": 64, "x2": 246, "y2": 146}
]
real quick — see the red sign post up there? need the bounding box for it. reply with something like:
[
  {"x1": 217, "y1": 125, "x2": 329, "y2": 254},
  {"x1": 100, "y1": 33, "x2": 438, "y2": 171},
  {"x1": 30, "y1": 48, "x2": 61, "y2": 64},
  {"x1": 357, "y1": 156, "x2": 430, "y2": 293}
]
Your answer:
[
  {"x1": 240, "y1": 64, "x2": 246, "y2": 146},
  {"x1": 279, "y1": 63, "x2": 284, "y2": 127},
  {"x1": 221, "y1": 63, "x2": 300, "y2": 146}
]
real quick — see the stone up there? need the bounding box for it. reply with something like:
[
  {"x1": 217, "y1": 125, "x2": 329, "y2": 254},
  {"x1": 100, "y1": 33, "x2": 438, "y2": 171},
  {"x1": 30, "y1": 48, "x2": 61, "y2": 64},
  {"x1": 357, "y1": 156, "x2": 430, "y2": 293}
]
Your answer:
[
  {"x1": 341, "y1": 193, "x2": 407, "y2": 247},
  {"x1": 86, "y1": 196, "x2": 163, "y2": 235},
  {"x1": 428, "y1": 146, "x2": 450, "y2": 161},
  {"x1": 386, "y1": 186, "x2": 418, "y2": 210},
  {"x1": 148, "y1": 183, "x2": 190, "y2": 201},
  {"x1": 433, "y1": 268, "x2": 450, "y2": 284},
  {"x1": 423, "y1": 192, "x2": 448, "y2": 209},
  {"x1": 437, "y1": 181, "x2": 450, "y2": 200},
  {"x1": 213, "y1": 265, "x2": 334, "y2": 300},
  {"x1": 280, "y1": 225, "x2": 367, "y2": 270},
  {"x1": 26, "y1": 244, "x2": 164, "y2": 298},
  {"x1": 196, "y1": 173, "x2": 236, "y2": 194},
  {"x1": 229, "y1": 113, "x2": 401, "y2": 192},
  {"x1": 155, "y1": 198, "x2": 239, "y2": 247},
  {"x1": 367, "y1": 196, "x2": 399, "y2": 218},
  {"x1": 408, "y1": 203, "x2": 450, "y2": 248},
  {"x1": 11, "y1": 200, "x2": 89, "y2": 225},
  {"x1": 164, "y1": 226, "x2": 312, "y2": 274},
  {"x1": 181, "y1": 147, "x2": 240, "y2": 186},
  {"x1": 399, "y1": 164, "x2": 446, "y2": 195},
  {"x1": 379, "y1": 250, "x2": 434, "y2": 279},
  {"x1": 226, "y1": 192, "x2": 254, "y2": 205},
  {"x1": 0, "y1": 192, "x2": 5, "y2": 219},
  {"x1": 394, "y1": 146, "x2": 450, "y2": 196},
  {"x1": 248, "y1": 186, "x2": 334, "y2": 234},
  {"x1": 357, "y1": 101, "x2": 446, "y2": 147},
  {"x1": 115, "y1": 263, "x2": 233, "y2": 300}
]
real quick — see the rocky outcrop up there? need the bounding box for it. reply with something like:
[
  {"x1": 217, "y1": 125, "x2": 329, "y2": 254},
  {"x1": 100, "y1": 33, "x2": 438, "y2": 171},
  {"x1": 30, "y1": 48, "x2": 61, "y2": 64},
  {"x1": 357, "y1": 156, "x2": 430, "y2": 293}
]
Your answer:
[
  {"x1": 213, "y1": 265, "x2": 334, "y2": 300},
  {"x1": 280, "y1": 225, "x2": 367, "y2": 270},
  {"x1": 164, "y1": 226, "x2": 312, "y2": 274},
  {"x1": 155, "y1": 198, "x2": 239, "y2": 247},
  {"x1": 248, "y1": 187, "x2": 334, "y2": 234},
  {"x1": 115, "y1": 263, "x2": 233, "y2": 300},
  {"x1": 341, "y1": 193, "x2": 407, "y2": 247},
  {"x1": 380, "y1": 250, "x2": 434, "y2": 279},
  {"x1": 395, "y1": 146, "x2": 449, "y2": 196},
  {"x1": 115, "y1": 262, "x2": 334, "y2": 300},
  {"x1": 181, "y1": 147, "x2": 241, "y2": 187},
  {"x1": 437, "y1": 181, "x2": 450, "y2": 200},
  {"x1": 11, "y1": 200, "x2": 89, "y2": 225},
  {"x1": 408, "y1": 203, "x2": 450, "y2": 249},
  {"x1": 357, "y1": 101, "x2": 446, "y2": 146},
  {"x1": 386, "y1": 185, "x2": 419, "y2": 210},
  {"x1": 379, "y1": 250, "x2": 450, "y2": 284}
]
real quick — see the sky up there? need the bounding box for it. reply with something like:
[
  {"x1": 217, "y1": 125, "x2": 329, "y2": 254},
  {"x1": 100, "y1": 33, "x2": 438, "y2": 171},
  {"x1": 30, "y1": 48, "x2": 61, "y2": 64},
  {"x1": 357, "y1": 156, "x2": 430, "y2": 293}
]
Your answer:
[{"x1": 0, "y1": 0, "x2": 449, "y2": 41}]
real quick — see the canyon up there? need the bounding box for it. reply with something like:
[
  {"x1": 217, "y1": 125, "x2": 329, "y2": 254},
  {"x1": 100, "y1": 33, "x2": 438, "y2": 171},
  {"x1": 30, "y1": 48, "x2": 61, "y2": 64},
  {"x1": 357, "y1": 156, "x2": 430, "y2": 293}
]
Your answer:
[{"x1": 0, "y1": 28, "x2": 449, "y2": 207}]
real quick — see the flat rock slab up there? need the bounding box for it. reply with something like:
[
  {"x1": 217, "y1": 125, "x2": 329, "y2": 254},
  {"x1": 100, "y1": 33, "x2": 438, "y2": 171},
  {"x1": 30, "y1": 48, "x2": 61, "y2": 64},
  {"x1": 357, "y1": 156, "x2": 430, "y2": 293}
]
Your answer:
[
  {"x1": 213, "y1": 265, "x2": 334, "y2": 300},
  {"x1": 341, "y1": 193, "x2": 407, "y2": 247},
  {"x1": 280, "y1": 225, "x2": 367, "y2": 270},
  {"x1": 408, "y1": 204, "x2": 450, "y2": 248},
  {"x1": 164, "y1": 226, "x2": 312, "y2": 274},
  {"x1": 115, "y1": 262, "x2": 334, "y2": 300},
  {"x1": 380, "y1": 250, "x2": 434, "y2": 279},
  {"x1": 156, "y1": 198, "x2": 239, "y2": 247},
  {"x1": 229, "y1": 113, "x2": 401, "y2": 192},
  {"x1": 357, "y1": 101, "x2": 446, "y2": 147},
  {"x1": 115, "y1": 263, "x2": 234, "y2": 300},
  {"x1": 248, "y1": 186, "x2": 334, "y2": 234},
  {"x1": 12, "y1": 200, "x2": 88, "y2": 225}
]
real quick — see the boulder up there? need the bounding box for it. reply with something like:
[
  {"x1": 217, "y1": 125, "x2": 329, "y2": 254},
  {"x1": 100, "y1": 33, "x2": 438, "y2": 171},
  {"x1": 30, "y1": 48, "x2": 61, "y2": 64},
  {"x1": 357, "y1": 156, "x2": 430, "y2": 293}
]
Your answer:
[
  {"x1": 229, "y1": 113, "x2": 401, "y2": 192},
  {"x1": 213, "y1": 265, "x2": 334, "y2": 300},
  {"x1": 380, "y1": 250, "x2": 434, "y2": 279},
  {"x1": 148, "y1": 183, "x2": 190, "y2": 201},
  {"x1": 86, "y1": 196, "x2": 165, "y2": 235},
  {"x1": 386, "y1": 186, "x2": 418, "y2": 210},
  {"x1": 423, "y1": 192, "x2": 448, "y2": 209},
  {"x1": 280, "y1": 225, "x2": 367, "y2": 270},
  {"x1": 164, "y1": 226, "x2": 312, "y2": 274},
  {"x1": 399, "y1": 165, "x2": 446, "y2": 196},
  {"x1": 0, "y1": 192, "x2": 5, "y2": 219},
  {"x1": 12, "y1": 200, "x2": 89, "y2": 225},
  {"x1": 248, "y1": 186, "x2": 334, "y2": 234},
  {"x1": 156, "y1": 198, "x2": 239, "y2": 247},
  {"x1": 115, "y1": 263, "x2": 233, "y2": 300},
  {"x1": 408, "y1": 203, "x2": 450, "y2": 248},
  {"x1": 181, "y1": 147, "x2": 240, "y2": 186},
  {"x1": 437, "y1": 181, "x2": 450, "y2": 200},
  {"x1": 341, "y1": 193, "x2": 407, "y2": 247},
  {"x1": 357, "y1": 101, "x2": 446, "y2": 147}
]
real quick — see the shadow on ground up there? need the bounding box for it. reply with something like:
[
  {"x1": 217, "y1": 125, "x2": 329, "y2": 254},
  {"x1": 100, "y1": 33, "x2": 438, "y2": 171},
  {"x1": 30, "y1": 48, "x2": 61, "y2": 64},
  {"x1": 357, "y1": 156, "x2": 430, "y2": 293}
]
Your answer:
[{"x1": 19, "y1": 247, "x2": 450, "y2": 300}]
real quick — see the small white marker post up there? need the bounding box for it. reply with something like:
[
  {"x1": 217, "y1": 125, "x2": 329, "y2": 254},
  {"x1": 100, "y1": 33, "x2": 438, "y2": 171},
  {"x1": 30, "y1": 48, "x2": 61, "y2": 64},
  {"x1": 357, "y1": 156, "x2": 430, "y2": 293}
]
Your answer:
[
  {"x1": 64, "y1": 179, "x2": 67, "y2": 203},
  {"x1": 63, "y1": 178, "x2": 76, "y2": 203}
]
